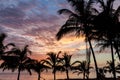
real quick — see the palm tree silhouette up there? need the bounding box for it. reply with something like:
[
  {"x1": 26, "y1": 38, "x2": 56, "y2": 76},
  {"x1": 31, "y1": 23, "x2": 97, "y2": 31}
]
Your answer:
[
  {"x1": 32, "y1": 60, "x2": 50, "y2": 80},
  {"x1": 56, "y1": 0, "x2": 99, "y2": 78},
  {"x1": 72, "y1": 60, "x2": 93, "y2": 79},
  {"x1": 98, "y1": 68, "x2": 106, "y2": 80},
  {"x1": 60, "y1": 53, "x2": 72, "y2": 80},
  {"x1": 104, "y1": 61, "x2": 120, "y2": 78},
  {"x1": 43, "y1": 52, "x2": 61, "y2": 80},
  {"x1": 93, "y1": 0, "x2": 120, "y2": 79},
  {"x1": 6, "y1": 45, "x2": 33, "y2": 80},
  {"x1": 1, "y1": 55, "x2": 35, "y2": 80},
  {"x1": 103, "y1": 60, "x2": 115, "y2": 78}
]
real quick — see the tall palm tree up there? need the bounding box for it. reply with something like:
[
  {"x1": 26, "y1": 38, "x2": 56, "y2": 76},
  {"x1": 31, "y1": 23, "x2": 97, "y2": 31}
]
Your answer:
[
  {"x1": 32, "y1": 60, "x2": 50, "y2": 80},
  {"x1": 93, "y1": 0, "x2": 120, "y2": 79},
  {"x1": 72, "y1": 60, "x2": 93, "y2": 79},
  {"x1": 56, "y1": 0, "x2": 99, "y2": 78},
  {"x1": 43, "y1": 52, "x2": 61, "y2": 80}
]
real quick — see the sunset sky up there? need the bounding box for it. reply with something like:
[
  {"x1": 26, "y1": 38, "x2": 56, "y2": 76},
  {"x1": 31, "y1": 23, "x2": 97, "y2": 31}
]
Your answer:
[{"x1": 0, "y1": 0, "x2": 120, "y2": 64}]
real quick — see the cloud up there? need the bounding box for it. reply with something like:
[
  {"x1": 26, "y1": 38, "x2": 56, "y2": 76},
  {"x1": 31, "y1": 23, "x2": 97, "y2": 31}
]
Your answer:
[
  {"x1": 0, "y1": 7, "x2": 25, "y2": 28},
  {"x1": 0, "y1": 0, "x2": 83, "y2": 55}
]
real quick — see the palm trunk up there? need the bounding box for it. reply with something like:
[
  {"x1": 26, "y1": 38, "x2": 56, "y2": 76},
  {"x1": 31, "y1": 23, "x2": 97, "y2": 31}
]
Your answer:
[
  {"x1": 88, "y1": 39, "x2": 99, "y2": 79},
  {"x1": 38, "y1": 73, "x2": 40, "y2": 80},
  {"x1": 17, "y1": 67, "x2": 21, "y2": 80},
  {"x1": 115, "y1": 45, "x2": 120, "y2": 61},
  {"x1": 66, "y1": 69, "x2": 69, "y2": 80},
  {"x1": 110, "y1": 40, "x2": 116, "y2": 80},
  {"x1": 116, "y1": 50, "x2": 120, "y2": 61},
  {"x1": 54, "y1": 71, "x2": 56, "y2": 80},
  {"x1": 86, "y1": 41, "x2": 91, "y2": 79},
  {"x1": 83, "y1": 72, "x2": 85, "y2": 79}
]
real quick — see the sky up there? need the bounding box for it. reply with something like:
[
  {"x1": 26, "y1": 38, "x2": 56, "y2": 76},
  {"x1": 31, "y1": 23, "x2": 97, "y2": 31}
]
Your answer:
[
  {"x1": 0, "y1": 0, "x2": 120, "y2": 64},
  {"x1": 0, "y1": 0, "x2": 85, "y2": 54}
]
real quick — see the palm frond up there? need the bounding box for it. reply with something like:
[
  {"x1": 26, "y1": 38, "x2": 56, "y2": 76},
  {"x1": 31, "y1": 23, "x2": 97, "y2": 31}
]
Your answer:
[
  {"x1": 71, "y1": 61, "x2": 81, "y2": 66},
  {"x1": 42, "y1": 60, "x2": 52, "y2": 67},
  {"x1": 58, "y1": 9, "x2": 74, "y2": 15},
  {"x1": 56, "y1": 25, "x2": 80, "y2": 40},
  {"x1": 4, "y1": 43, "x2": 15, "y2": 48},
  {"x1": 67, "y1": 0, "x2": 85, "y2": 15}
]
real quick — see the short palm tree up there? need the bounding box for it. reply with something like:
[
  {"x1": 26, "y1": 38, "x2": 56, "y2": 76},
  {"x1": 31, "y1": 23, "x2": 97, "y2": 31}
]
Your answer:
[
  {"x1": 1, "y1": 56, "x2": 35, "y2": 80},
  {"x1": 60, "y1": 53, "x2": 72, "y2": 80},
  {"x1": 104, "y1": 61, "x2": 120, "y2": 78},
  {"x1": 103, "y1": 60, "x2": 115, "y2": 77},
  {"x1": 72, "y1": 60, "x2": 93, "y2": 79},
  {"x1": 32, "y1": 60, "x2": 50, "y2": 80},
  {"x1": 5, "y1": 45, "x2": 33, "y2": 80},
  {"x1": 43, "y1": 52, "x2": 61, "y2": 80}
]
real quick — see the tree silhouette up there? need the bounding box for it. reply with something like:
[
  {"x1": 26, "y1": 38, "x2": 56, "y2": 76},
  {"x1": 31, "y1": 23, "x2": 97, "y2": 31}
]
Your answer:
[
  {"x1": 72, "y1": 60, "x2": 93, "y2": 79},
  {"x1": 56, "y1": 0, "x2": 99, "y2": 78},
  {"x1": 43, "y1": 52, "x2": 61, "y2": 80},
  {"x1": 103, "y1": 61, "x2": 120, "y2": 78},
  {"x1": 60, "y1": 53, "x2": 72, "y2": 80},
  {"x1": 32, "y1": 60, "x2": 50, "y2": 80},
  {"x1": 4, "y1": 45, "x2": 33, "y2": 80},
  {"x1": 103, "y1": 60, "x2": 115, "y2": 78},
  {"x1": 97, "y1": 68, "x2": 106, "y2": 80},
  {"x1": 93, "y1": 0, "x2": 120, "y2": 79}
]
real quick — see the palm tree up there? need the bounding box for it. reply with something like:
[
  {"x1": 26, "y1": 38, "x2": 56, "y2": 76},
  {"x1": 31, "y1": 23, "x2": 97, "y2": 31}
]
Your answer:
[
  {"x1": 56, "y1": 0, "x2": 99, "y2": 78},
  {"x1": 0, "y1": 55, "x2": 35, "y2": 80},
  {"x1": 32, "y1": 60, "x2": 50, "y2": 80},
  {"x1": 104, "y1": 61, "x2": 120, "y2": 78},
  {"x1": 103, "y1": 60, "x2": 115, "y2": 78},
  {"x1": 72, "y1": 60, "x2": 93, "y2": 79},
  {"x1": 93, "y1": 0, "x2": 120, "y2": 79},
  {"x1": 43, "y1": 52, "x2": 61, "y2": 80},
  {"x1": 60, "y1": 53, "x2": 72, "y2": 80},
  {"x1": 97, "y1": 68, "x2": 106, "y2": 80},
  {"x1": 5, "y1": 45, "x2": 33, "y2": 80}
]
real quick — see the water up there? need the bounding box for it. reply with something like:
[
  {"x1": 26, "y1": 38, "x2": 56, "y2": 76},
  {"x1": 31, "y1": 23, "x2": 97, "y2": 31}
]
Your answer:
[{"x1": 0, "y1": 70, "x2": 96, "y2": 80}]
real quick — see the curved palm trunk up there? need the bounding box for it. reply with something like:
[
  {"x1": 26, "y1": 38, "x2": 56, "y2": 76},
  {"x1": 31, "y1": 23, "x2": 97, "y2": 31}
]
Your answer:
[
  {"x1": 66, "y1": 69, "x2": 69, "y2": 80},
  {"x1": 88, "y1": 39, "x2": 99, "y2": 79},
  {"x1": 110, "y1": 40, "x2": 116, "y2": 80},
  {"x1": 17, "y1": 67, "x2": 21, "y2": 80}
]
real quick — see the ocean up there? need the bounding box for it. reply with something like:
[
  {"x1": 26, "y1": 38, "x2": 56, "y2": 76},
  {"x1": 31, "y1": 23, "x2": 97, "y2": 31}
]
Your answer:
[
  {"x1": 0, "y1": 70, "x2": 96, "y2": 80},
  {"x1": 0, "y1": 70, "x2": 117, "y2": 80}
]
